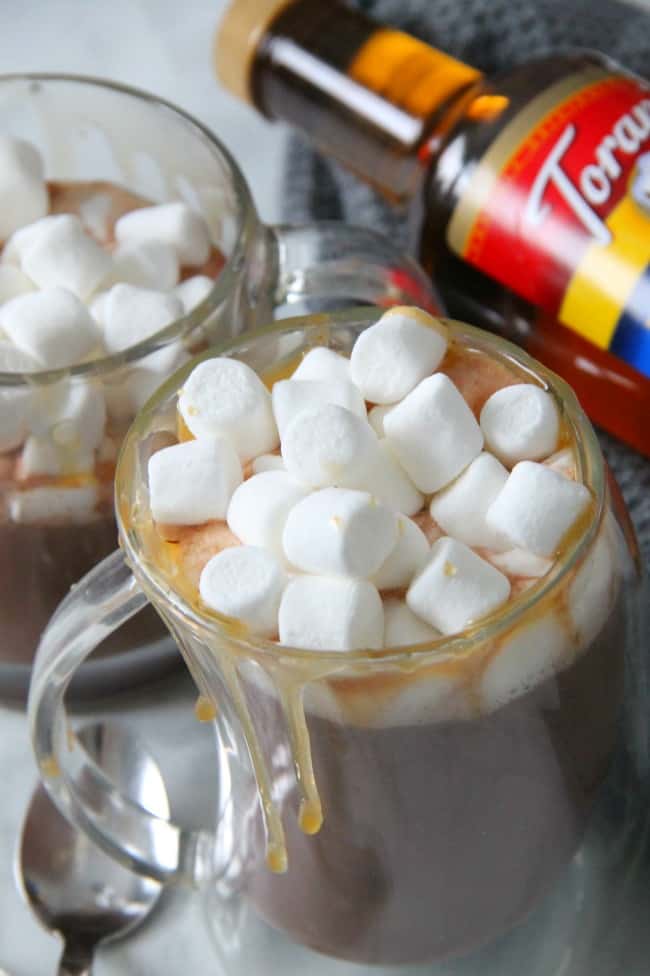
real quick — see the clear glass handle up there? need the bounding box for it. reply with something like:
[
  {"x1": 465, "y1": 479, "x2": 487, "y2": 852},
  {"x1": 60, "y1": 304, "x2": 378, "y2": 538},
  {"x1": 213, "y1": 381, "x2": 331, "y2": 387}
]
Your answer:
[
  {"x1": 270, "y1": 221, "x2": 439, "y2": 315},
  {"x1": 28, "y1": 550, "x2": 216, "y2": 883}
]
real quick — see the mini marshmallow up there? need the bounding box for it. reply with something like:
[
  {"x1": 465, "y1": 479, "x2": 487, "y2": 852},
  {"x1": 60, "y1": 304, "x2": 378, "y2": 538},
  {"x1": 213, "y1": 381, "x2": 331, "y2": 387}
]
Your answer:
[
  {"x1": 102, "y1": 283, "x2": 184, "y2": 373},
  {"x1": 362, "y1": 439, "x2": 424, "y2": 516},
  {"x1": 368, "y1": 404, "x2": 392, "y2": 437},
  {"x1": 104, "y1": 240, "x2": 180, "y2": 291},
  {"x1": 199, "y1": 545, "x2": 286, "y2": 637},
  {"x1": 407, "y1": 537, "x2": 511, "y2": 635},
  {"x1": 2, "y1": 215, "x2": 61, "y2": 266},
  {"x1": 28, "y1": 379, "x2": 106, "y2": 454},
  {"x1": 17, "y1": 435, "x2": 93, "y2": 479},
  {"x1": 485, "y1": 548, "x2": 553, "y2": 579},
  {"x1": 350, "y1": 307, "x2": 448, "y2": 404},
  {"x1": 281, "y1": 403, "x2": 377, "y2": 489},
  {"x1": 279, "y1": 575, "x2": 383, "y2": 651},
  {"x1": 384, "y1": 373, "x2": 483, "y2": 492},
  {"x1": 78, "y1": 192, "x2": 113, "y2": 243},
  {"x1": 174, "y1": 275, "x2": 214, "y2": 313},
  {"x1": 9, "y1": 485, "x2": 98, "y2": 524},
  {"x1": 148, "y1": 435, "x2": 242, "y2": 525},
  {"x1": 21, "y1": 214, "x2": 112, "y2": 300},
  {"x1": 429, "y1": 452, "x2": 510, "y2": 550},
  {"x1": 383, "y1": 598, "x2": 440, "y2": 648},
  {"x1": 251, "y1": 453, "x2": 285, "y2": 475},
  {"x1": 486, "y1": 461, "x2": 591, "y2": 557},
  {"x1": 0, "y1": 341, "x2": 39, "y2": 450},
  {"x1": 227, "y1": 471, "x2": 308, "y2": 557},
  {"x1": 291, "y1": 346, "x2": 351, "y2": 384},
  {"x1": 480, "y1": 614, "x2": 568, "y2": 712},
  {"x1": 0, "y1": 289, "x2": 102, "y2": 368},
  {"x1": 103, "y1": 362, "x2": 186, "y2": 421},
  {"x1": 545, "y1": 447, "x2": 576, "y2": 480},
  {"x1": 0, "y1": 265, "x2": 34, "y2": 303},
  {"x1": 372, "y1": 514, "x2": 429, "y2": 590},
  {"x1": 0, "y1": 137, "x2": 48, "y2": 239},
  {"x1": 480, "y1": 384, "x2": 559, "y2": 465},
  {"x1": 272, "y1": 377, "x2": 366, "y2": 438},
  {"x1": 115, "y1": 202, "x2": 211, "y2": 266},
  {"x1": 283, "y1": 487, "x2": 398, "y2": 578},
  {"x1": 178, "y1": 358, "x2": 278, "y2": 461}
]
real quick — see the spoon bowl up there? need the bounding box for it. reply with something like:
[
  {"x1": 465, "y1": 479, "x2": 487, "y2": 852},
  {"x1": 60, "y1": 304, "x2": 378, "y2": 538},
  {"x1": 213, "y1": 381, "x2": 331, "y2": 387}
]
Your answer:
[{"x1": 17, "y1": 723, "x2": 168, "y2": 975}]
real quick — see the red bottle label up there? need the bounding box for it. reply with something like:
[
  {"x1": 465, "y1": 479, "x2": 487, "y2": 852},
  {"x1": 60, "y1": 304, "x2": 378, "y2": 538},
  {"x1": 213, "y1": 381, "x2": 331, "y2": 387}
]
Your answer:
[{"x1": 448, "y1": 68, "x2": 650, "y2": 376}]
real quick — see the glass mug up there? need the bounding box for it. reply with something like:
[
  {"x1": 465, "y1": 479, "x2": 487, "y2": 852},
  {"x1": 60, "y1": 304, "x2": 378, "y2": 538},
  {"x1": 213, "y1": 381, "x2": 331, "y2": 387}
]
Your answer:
[
  {"x1": 29, "y1": 310, "x2": 650, "y2": 974},
  {"x1": 0, "y1": 74, "x2": 435, "y2": 701}
]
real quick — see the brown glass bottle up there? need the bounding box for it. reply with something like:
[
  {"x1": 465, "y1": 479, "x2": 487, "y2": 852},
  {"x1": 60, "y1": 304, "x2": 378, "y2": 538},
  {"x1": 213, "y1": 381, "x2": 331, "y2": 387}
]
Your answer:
[{"x1": 216, "y1": 0, "x2": 650, "y2": 456}]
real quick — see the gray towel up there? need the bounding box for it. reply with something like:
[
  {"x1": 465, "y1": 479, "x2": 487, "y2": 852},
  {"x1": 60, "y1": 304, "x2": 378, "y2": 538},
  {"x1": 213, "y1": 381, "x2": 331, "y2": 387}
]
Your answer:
[{"x1": 283, "y1": 0, "x2": 650, "y2": 570}]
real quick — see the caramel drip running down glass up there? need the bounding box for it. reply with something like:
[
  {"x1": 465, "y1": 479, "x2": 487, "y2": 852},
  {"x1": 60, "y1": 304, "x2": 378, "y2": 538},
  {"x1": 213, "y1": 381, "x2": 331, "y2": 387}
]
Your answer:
[{"x1": 29, "y1": 309, "x2": 646, "y2": 970}]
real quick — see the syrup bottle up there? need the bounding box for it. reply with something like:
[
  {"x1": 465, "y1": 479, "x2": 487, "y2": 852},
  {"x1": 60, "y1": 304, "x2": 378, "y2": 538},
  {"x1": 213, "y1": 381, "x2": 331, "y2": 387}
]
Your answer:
[{"x1": 216, "y1": 0, "x2": 650, "y2": 456}]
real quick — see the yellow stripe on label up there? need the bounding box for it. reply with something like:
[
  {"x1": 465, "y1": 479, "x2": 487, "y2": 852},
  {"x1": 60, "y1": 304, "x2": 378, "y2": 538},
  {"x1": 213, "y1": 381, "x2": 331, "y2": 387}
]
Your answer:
[{"x1": 559, "y1": 192, "x2": 650, "y2": 348}]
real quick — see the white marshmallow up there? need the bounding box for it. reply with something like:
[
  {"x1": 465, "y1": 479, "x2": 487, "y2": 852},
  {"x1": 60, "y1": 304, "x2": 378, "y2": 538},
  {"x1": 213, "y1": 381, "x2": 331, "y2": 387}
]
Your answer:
[
  {"x1": 368, "y1": 404, "x2": 392, "y2": 437},
  {"x1": 2, "y1": 215, "x2": 62, "y2": 266},
  {"x1": 486, "y1": 461, "x2": 591, "y2": 558},
  {"x1": 545, "y1": 447, "x2": 576, "y2": 480},
  {"x1": 283, "y1": 487, "x2": 398, "y2": 578},
  {"x1": 0, "y1": 289, "x2": 102, "y2": 368},
  {"x1": 78, "y1": 192, "x2": 113, "y2": 243},
  {"x1": 251, "y1": 453, "x2": 285, "y2": 475},
  {"x1": 279, "y1": 576, "x2": 383, "y2": 651},
  {"x1": 350, "y1": 306, "x2": 448, "y2": 404},
  {"x1": 272, "y1": 377, "x2": 366, "y2": 438},
  {"x1": 361, "y1": 439, "x2": 424, "y2": 516},
  {"x1": 17, "y1": 435, "x2": 93, "y2": 479},
  {"x1": 148, "y1": 435, "x2": 242, "y2": 525},
  {"x1": 227, "y1": 471, "x2": 308, "y2": 557},
  {"x1": 429, "y1": 452, "x2": 510, "y2": 550},
  {"x1": 89, "y1": 291, "x2": 109, "y2": 328},
  {"x1": 291, "y1": 346, "x2": 351, "y2": 384},
  {"x1": 104, "y1": 240, "x2": 180, "y2": 291},
  {"x1": 174, "y1": 275, "x2": 214, "y2": 313},
  {"x1": 28, "y1": 379, "x2": 106, "y2": 454},
  {"x1": 103, "y1": 363, "x2": 184, "y2": 422},
  {"x1": 178, "y1": 357, "x2": 278, "y2": 461},
  {"x1": 485, "y1": 548, "x2": 553, "y2": 579},
  {"x1": 384, "y1": 373, "x2": 483, "y2": 492},
  {"x1": 480, "y1": 384, "x2": 559, "y2": 465},
  {"x1": 0, "y1": 342, "x2": 39, "y2": 450},
  {"x1": 9, "y1": 485, "x2": 98, "y2": 524},
  {"x1": 480, "y1": 614, "x2": 568, "y2": 712},
  {"x1": 569, "y1": 529, "x2": 616, "y2": 646},
  {"x1": 407, "y1": 537, "x2": 511, "y2": 635},
  {"x1": 115, "y1": 202, "x2": 211, "y2": 266},
  {"x1": 281, "y1": 403, "x2": 377, "y2": 489},
  {"x1": 383, "y1": 598, "x2": 440, "y2": 648},
  {"x1": 0, "y1": 137, "x2": 48, "y2": 239},
  {"x1": 372, "y1": 514, "x2": 429, "y2": 590},
  {"x1": 199, "y1": 545, "x2": 286, "y2": 638},
  {"x1": 0, "y1": 265, "x2": 34, "y2": 303},
  {"x1": 22, "y1": 215, "x2": 112, "y2": 300},
  {"x1": 373, "y1": 670, "x2": 467, "y2": 728},
  {"x1": 102, "y1": 283, "x2": 184, "y2": 373}
]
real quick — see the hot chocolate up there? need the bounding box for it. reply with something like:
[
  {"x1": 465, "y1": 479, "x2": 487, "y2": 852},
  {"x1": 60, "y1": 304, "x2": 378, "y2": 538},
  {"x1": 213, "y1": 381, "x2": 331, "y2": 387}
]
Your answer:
[
  {"x1": 139, "y1": 307, "x2": 626, "y2": 964},
  {"x1": 0, "y1": 139, "x2": 224, "y2": 695}
]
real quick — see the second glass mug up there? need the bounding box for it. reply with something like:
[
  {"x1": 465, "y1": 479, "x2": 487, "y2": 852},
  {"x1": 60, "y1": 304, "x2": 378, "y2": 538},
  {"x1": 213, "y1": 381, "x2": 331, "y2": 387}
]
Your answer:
[
  {"x1": 29, "y1": 309, "x2": 650, "y2": 974},
  {"x1": 0, "y1": 73, "x2": 434, "y2": 700}
]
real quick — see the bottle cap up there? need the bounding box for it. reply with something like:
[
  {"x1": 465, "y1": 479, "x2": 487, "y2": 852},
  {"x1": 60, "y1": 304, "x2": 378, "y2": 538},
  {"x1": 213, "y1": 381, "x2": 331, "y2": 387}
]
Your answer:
[{"x1": 215, "y1": 0, "x2": 296, "y2": 104}]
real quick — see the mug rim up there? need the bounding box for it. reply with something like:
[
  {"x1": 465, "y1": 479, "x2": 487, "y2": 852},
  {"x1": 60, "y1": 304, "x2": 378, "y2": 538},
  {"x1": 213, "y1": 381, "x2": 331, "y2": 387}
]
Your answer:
[
  {"x1": 116, "y1": 307, "x2": 607, "y2": 668},
  {"x1": 0, "y1": 72, "x2": 258, "y2": 387}
]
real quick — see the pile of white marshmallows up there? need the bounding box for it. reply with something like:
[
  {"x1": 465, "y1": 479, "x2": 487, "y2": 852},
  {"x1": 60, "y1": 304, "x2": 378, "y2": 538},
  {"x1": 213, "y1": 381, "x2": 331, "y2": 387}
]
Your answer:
[
  {"x1": 149, "y1": 306, "x2": 593, "y2": 653},
  {"x1": 0, "y1": 136, "x2": 215, "y2": 523}
]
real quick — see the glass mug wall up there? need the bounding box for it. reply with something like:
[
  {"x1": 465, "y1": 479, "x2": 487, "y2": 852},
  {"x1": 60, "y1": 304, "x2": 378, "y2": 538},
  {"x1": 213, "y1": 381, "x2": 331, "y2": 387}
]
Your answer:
[
  {"x1": 0, "y1": 75, "x2": 434, "y2": 700},
  {"x1": 29, "y1": 311, "x2": 650, "y2": 974}
]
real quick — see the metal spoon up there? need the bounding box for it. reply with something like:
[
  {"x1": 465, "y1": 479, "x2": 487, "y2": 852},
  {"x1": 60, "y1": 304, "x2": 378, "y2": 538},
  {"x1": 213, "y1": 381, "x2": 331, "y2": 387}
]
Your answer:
[{"x1": 16, "y1": 723, "x2": 168, "y2": 975}]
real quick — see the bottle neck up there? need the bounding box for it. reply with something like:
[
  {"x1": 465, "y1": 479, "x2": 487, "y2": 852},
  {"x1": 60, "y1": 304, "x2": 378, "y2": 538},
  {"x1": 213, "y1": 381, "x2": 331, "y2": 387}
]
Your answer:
[{"x1": 251, "y1": 0, "x2": 482, "y2": 200}]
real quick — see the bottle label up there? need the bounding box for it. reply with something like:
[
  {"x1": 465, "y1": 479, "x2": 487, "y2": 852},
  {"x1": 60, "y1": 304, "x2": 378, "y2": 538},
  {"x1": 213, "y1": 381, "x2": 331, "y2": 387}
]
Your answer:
[{"x1": 447, "y1": 67, "x2": 650, "y2": 376}]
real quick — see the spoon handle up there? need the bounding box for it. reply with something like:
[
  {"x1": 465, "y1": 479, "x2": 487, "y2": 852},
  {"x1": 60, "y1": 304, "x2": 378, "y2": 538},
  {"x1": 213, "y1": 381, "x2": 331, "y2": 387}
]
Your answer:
[{"x1": 57, "y1": 941, "x2": 94, "y2": 976}]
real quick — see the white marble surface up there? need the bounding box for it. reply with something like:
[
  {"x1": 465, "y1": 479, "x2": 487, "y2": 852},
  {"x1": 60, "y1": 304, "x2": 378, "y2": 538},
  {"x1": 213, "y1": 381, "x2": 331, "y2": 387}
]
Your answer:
[{"x1": 0, "y1": 1, "x2": 286, "y2": 972}]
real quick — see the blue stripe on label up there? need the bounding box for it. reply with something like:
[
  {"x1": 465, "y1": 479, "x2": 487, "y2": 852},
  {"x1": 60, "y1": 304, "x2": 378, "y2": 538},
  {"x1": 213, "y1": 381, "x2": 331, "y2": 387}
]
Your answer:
[{"x1": 610, "y1": 264, "x2": 650, "y2": 378}]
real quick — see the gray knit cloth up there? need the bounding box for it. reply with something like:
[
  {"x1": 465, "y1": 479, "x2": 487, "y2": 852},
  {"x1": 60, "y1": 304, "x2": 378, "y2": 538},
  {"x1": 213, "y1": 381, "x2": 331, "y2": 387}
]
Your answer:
[{"x1": 283, "y1": 0, "x2": 650, "y2": 570}]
